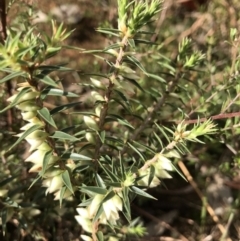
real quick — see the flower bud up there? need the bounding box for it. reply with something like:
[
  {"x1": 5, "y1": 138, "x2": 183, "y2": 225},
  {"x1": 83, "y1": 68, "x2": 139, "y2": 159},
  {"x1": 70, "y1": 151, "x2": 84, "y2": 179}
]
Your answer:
[
  {"x1": 75, "y1": 208, "x2": 93, "y2": 233},
  {"x1": 43, "y1": 174, "x2": 63, "y2": 194}
]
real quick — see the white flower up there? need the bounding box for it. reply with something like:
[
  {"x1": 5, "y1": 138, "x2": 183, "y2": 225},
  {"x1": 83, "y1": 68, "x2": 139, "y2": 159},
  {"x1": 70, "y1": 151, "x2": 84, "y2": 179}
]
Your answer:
[
  {"x1": 100, "y1": 194, "x2": 122, "y2": 224},
  {"x1": 54, "y1": 188, "x2": 72, "y2": 200},
  {"x1": 42, "y1": 174, "x2": 63, "y2": 194},
  {"x1": 80, "y1": 235, "x2": 93, "y2": 241},
  {"x1": 20, "y1": 117, "x2": 44, "y2": 130},
  {"x1": 16, "y1": 130, "x2": 49, "y2": 152},
  {"x1": 138, "y1": 169, "x2": 160, "y2": 188},
  {"x1": 75, "y1": 208, "x2": 93, "y2": 233},
  {"x1": 21, "y1": 111, "x2": 38, "y2": 120},
  {"x1": 88, "y1": 194, "x2": 122, "y2": 224},
  {"x1": 25, "y1": 150, "x2": 58, "y2": 173},
  {"x1": 157, "y1": 154, "x2": 174, "y2": 171},
  {"x1": 154, "y1": 154, "x2": 173, "y2": 179},
  {"x1": 28, "y1": 163, "x2": 43, "y2": 173},
  {"x1": 154, "y1": 169, "x2": 172, "y2": 179},
  {"x1": 75, "y1": 194, "x2": 123, "y2": 231},
  {"x1": 88, "y1": 194, "x2": 104, "y2": 218}
]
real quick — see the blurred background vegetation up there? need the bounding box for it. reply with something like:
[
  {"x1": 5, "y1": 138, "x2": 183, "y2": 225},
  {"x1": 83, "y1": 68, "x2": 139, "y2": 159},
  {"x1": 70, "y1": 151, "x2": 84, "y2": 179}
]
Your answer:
[{"x1": 1, "y1": 0, "x2": 240, "y2": 240}]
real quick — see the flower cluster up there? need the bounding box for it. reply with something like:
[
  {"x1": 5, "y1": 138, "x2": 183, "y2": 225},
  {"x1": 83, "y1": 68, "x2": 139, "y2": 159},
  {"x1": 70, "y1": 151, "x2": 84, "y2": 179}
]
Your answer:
[
  {"x1": 138, "y1": 153, "x2": 175, "y2": 188},
  {"x1": 8, "y1": 81, "x2": 73, "y2": 199},
  {"x1": 75, "y1": 193, "x2": 123, "y2": 239}
]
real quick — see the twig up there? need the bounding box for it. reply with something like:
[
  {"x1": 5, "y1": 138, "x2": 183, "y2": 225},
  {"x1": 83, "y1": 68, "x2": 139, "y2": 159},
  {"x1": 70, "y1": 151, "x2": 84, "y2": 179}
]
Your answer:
[
  {"x1": 132, "y1": 204, "x2": 189, "y2": 241},
  {"x1": 179, "y1": 111, "x2": 240, "y2": 124},
  {"x1": 121, "y1": 79, "x2": 178, "y2": 155},
  {"x1": 177, "y1": 160, "x2": 232, "y2": 241},
  {"x1": 0, "y1": 0, "x2": 7, "y2": 44},
  {"x1": 220, "y1": 212, "x2": 235, "y2": 241}
]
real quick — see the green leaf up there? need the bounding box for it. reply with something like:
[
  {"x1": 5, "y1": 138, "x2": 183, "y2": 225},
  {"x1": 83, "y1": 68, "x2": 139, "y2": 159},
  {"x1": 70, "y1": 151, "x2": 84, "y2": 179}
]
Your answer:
[
  {"x1": 50, "y1": 131, "x2": 78, "y2": 141},
  {"x1": 99, "y1": 161, "x2": 119, "y2": 182},
  {"x1": 81, "y1": 186, "x2": 107, "y2": 195},
  {"x1": 97, "y1": 131, "x2": 105, "y2": 143},
  {"x1": 124, "y1": 76, "x2": 145, "y2": 92},
  {"x1": 97, "y1": 27, "x2": 120, "y2": 33},
  {"x1": 122, "y1": 187, "x2": 131, "y2": 222},
  {"x1": 36, "y1": 74, "x2": 59, "y2": 87},
  {"x1": 112, "y1": 97, "x2": 131, "y2": 113},
  {"x1": 155, "y1": 122, "x2": 172, "y2": 144},
  {"x1": 127, "y1": 142, "x2": 146, "y2": 162},
  {"x1": 105, "y1": 136, "x2": 124, "y2": 145},
  {"x1": 71, "y1": 111, "x2": 98, "y2": 117},
  {"x1": 130, "y1": 186, "x2": 156, "y2": 199},
  {"x1": 61, "y1": 152, "x2": 92, "y2": 161},
  {"x1": 41, "y1": 88, "x2": 79, "y2": 97},
  {"x1": 73, "y1": 165, "x2": 90, "y2": 173},
  {"x1": 153, "y1": 132, "x2": 164, "y2": 149},
  {"x1": 41, "y1": 151, "x2": 53, "y2": 175},
  {"x1": 148, "y1": 165, "x2": 155, "y2": 186},
  {"x1": 106, "y1": 114, "x2": 134, "y2": 129},
  {"x1": 96, "y1": 28, "x2": 119, "y2": 37},
  {"x1": 50, "y1": 102, "x2": 82, "y2": 115},
  {"x1": 101, "y1": 190, "x2": 115, "y2": 204},
  {"x1": 0, "y1": 71, "x2": 26, "y2": 84},
  {"x1": 119, "y1": 154, "x2": 125, "y2": 178},
  {"x1": 103, "y1": 43, "x2": 121, "y2": 51},
  {"x1": 28, "y1": 174, "x2": 42, "y2": 189},
  {"x1": 1, "y1": 208, "x2": 7, "y2": 235},
  {"x1": 113, "y1": 89, "x2": 130, "y2": 104},
  {"x1": 59, "y1": 186, "x2": 67, "y2": 207},
  {"x1": 104, "y1": 182, "x2": 122, "y2": 188},
  {"x1": 0, "y1": 175, "x2": 17, "y2": 187},
  {"x1": 95, "y1": 174, "x2": 106, "y2": 188},
  {"x1": 126, "y1": 55, "x2": 148, "y2": 74},
  {"x1": 0, "y1": 87, "x2": 30, "y2": 113},
  {"x1": 96, "y1": 231, "x2": 104, "y2": 241},
  {"x1": 61, "y1": 170, "x2": 74, "y2": 194},
  {"x1": 15, "y1": 45, "x2": 37, "y2": 58},
  {"x1": 134, "y1": 38, "x2": 158, "y2": 45},
  {"x1": 132, "y1": 140, "x2": 155, "y2": 154},
  {"x1": 147, "y1": 73, "x2": 166, "y2": 83},
  {"x1": 93, "y1": 204, "x2": 104, "y2": 223},
  {"x1": 8, "y1": 125, "x2": 41, "y2": 151},
  {"x1": 36, "y1": 65, "x2": 72, "y2": 72},
  {"x1": 38, "y1": 107, "x2": 57, "y2": 128}
]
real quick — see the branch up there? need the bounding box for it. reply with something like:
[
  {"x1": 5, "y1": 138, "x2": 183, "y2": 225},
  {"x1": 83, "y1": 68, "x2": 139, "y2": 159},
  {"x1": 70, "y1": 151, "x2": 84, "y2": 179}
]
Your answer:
[
  {"x1": 0, "y1": 0, "x2": 7, "y2": 44},
  {"x1": 94, "y1": 35, "x2": 129, "y2": 160}
]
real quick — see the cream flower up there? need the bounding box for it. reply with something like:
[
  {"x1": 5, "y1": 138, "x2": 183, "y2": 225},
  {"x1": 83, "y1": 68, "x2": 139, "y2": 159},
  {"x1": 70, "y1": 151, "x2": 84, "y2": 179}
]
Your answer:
[
  {"x1": 42, "y1": 174, "x2": 63, "y2": 194},
  {"x1": 156, "y1": 154, "x2": 174, "y2": 171},
  {"x1": 75, "y1": 194, "x2": 123, "y2": 231},
  {"x1": 54, "y1": 188, "x2": 72, "y2": 200},
  {"x1": 80, "y1": 235, "x2": 93, "y2": 241},
  {"x1": 138, "y1": 169, "x2": 160, "y2": 188},
  {"x1": 75, "y1": 208, "x2": 93, "y2": 233},
  {"x1": 88, "y1": 194, "x2": 104, "y2": 218},
  {"x1": 16, "y1": 130, "x2": 49, "y2": 152},
  {"x1": 25, "y1": 150, "x2": 58, "y2": 173}
]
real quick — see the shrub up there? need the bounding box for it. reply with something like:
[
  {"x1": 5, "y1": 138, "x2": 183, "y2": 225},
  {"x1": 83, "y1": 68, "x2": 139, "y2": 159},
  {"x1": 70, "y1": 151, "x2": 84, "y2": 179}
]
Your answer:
[{"x1": 0, "y1": 0, "x2": 240, "y2": 240}]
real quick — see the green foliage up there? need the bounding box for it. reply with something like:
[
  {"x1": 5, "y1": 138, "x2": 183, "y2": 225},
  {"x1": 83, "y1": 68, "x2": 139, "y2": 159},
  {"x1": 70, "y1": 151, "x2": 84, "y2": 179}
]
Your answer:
[{"x1": 1, "y1": 0, "x2": 240, "y2": 240}]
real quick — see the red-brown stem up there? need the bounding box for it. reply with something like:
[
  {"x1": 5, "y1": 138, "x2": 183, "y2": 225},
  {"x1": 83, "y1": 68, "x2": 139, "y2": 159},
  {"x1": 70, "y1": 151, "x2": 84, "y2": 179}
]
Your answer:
[{"x1": 181, "y1": 111, "x2": 240, "y2": 124}]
